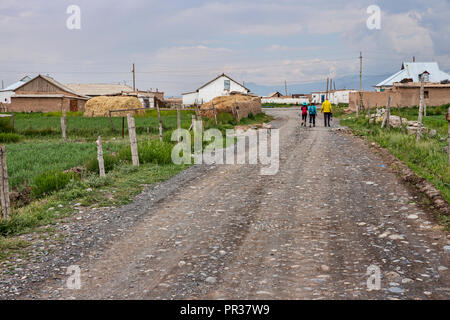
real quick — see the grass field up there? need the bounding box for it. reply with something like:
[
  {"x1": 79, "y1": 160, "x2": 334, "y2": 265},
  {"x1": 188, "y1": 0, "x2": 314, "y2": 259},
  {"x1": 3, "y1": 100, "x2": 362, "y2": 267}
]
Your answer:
[
  {"x1": 2, "y1": 109, "x2": 272, "y2": 199},
  {"x1": 340, "y1": 104, "x2": 450, "y2": 203},
  {"x1": 7, "y1": 141, "x2": 126, "y2": 190}
]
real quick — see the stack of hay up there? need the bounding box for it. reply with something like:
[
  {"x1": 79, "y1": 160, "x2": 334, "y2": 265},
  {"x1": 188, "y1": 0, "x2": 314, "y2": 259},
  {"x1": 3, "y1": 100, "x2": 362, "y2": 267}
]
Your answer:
[
  {"x1": 200, "y1": 94, "x2": 262, "y2": 119},
  {"x1": 84, "y1": 96, "x2": 144, "y2": 117}
]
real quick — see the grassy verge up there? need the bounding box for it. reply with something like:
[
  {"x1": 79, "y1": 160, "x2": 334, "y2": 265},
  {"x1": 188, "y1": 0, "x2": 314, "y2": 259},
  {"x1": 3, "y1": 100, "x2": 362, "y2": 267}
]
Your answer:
[
  {"x1": 339, "y1": 105, "x2": 449, "y2": 203},
  {"x1": 0, "y1": 162, "x2": 188, "y2": 238}
]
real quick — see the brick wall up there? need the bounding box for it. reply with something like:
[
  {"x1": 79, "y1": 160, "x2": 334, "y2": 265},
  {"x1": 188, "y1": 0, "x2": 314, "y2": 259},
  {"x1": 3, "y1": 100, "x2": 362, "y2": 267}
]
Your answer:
[
  {"x1": 349, "y1": 86, "x2": 450, "y2": 111},
  {"x1": 8, "y1": 97, "x2": 86, "y2": 112}
]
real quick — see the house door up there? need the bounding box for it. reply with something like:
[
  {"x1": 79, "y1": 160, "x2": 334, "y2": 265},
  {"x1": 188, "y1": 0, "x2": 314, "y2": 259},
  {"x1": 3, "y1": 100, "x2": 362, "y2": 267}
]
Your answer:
[{"x1": 70, "y1": 100, "x2": 78, "y2": 112}]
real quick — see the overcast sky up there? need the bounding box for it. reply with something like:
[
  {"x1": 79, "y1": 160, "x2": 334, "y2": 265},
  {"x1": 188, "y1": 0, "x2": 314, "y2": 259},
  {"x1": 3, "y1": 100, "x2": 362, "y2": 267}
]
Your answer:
[{"x1": 1, "y1": 0, "x2": 449, "y2": 96}]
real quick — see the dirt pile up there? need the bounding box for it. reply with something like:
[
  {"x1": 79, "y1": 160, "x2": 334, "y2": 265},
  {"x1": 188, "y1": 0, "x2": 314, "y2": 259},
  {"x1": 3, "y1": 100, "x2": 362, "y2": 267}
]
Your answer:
[
  {"x1": 200, "y1": 94, "x2": 262, "y2": 119},
  {"x1": 84, "y1": 96, "x2": 144, "y2": 117}
]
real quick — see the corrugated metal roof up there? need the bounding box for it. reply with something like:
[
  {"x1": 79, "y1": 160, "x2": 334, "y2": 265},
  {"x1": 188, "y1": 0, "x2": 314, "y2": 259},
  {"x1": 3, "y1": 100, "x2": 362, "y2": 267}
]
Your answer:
[
  {"x1": 1, "y1": 76, "x2": 32, "y2": 91},
  {"x1": 376, "y1": 62, "x2": 450, "y2": 87},
  {"x1": 66, "y1": 83, "x2": 134, "y2": 96}
]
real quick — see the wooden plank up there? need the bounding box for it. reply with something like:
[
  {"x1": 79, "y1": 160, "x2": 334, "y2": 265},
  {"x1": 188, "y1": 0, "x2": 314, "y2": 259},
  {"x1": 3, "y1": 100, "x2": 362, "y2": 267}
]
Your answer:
[
  {"x1": 156, "y1": 104, "x2": 163, "y2": 142},
  {"x1": 0, "y1": 145, "x2": 10, "y2": 220},
  {"x1": 96, "y1": 136, "x2": 106, "y2": 178},
  {"x1": 177, "y1": 105, "x2": 181, "y2": 143},
  {"x1": 417, "y1": 78, "x2": 425, "y2": 142},
  {"x1": 61, "y1": 109, "x2": 67, "y2": 142},
  {"x1": 127, "y1": 114, "x2": 140, "y2": 166}
]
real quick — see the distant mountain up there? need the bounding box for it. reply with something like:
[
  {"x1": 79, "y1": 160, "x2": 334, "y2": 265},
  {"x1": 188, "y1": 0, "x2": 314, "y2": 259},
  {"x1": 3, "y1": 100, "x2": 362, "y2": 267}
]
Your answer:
[{"x1": 246, "y1": 74, "x2": 390, "y2": 96}]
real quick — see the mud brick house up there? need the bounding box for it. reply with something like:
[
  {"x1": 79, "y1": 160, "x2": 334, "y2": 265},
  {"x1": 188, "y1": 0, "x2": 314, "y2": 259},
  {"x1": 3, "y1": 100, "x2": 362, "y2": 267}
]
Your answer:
[
  {"x1": 66, "y1": 83, "x2": 164, "y2": 108},
  {"x1": 349, "y1": 82, "x2": 450, "y2": 111},
  {"x1": 348, "y1": 61, "x2": 450, "y2": 111},
  {"x1": 2, "y1": 75, "x2": 89, "y2": 112}
]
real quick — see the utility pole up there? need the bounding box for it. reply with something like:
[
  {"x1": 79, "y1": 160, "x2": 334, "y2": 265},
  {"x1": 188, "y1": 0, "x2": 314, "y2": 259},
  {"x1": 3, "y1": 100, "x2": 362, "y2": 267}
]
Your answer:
[
  {"x1": 284, "y1": 80, "x2": 288, "y2": 96},
  {"x1": 132, "y1": 63, "x2": 136, "y2": 92},
  {"x1": 326, "y1": 78, "x2": 329, "y2": 101},
  {"x1": 359, "y1": 51, "x2": 363, "y2": 116},
  {"x1": 1, "y1": 80, "x2": 3, "y2": 89}
]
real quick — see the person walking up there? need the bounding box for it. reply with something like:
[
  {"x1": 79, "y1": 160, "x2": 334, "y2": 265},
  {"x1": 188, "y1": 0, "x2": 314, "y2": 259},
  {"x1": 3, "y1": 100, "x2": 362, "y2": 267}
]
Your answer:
[
  {"x1": 300, "y1": 102, "x2": 308, "y2": 127},
  {"x1": 322, "y1": 99, "x2": 333, "y2": 127},
  {"x1": 308, "y1": 103, "x2": 317, "y2": 127}
]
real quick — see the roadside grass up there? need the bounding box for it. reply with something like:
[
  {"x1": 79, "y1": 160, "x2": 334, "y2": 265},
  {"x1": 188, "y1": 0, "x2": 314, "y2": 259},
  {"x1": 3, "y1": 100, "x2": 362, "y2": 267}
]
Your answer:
[
  {"x1": 0, "y1": 162, "x2": 188, "y2": 239},
  {"x1": 339, "y1": 105, "x2": 449, "y2": 204},
  {"x1": 0, "y1": 237, "x2": 30, "y2": 260}
]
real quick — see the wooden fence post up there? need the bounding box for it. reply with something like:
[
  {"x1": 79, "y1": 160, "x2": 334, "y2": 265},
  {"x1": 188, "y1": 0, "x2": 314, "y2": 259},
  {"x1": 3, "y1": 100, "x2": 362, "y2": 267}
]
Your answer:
[
  {"x1": 109, "y1": 111, "x2": 115, "y2": 132},
  {"x1": 417, "y1": 78, "x2": 425, "y2": 142},
  {"x1": 447, "y1": 107, "x2": 450, "y2": 165},
  {"x1": 156, "y1": 104, "x2": 163, "y2": 142},
  {"x1": 397, "y1": 104, "x2": 406, "y2": 134},
  {"x1": 0, "y1": 146, "x2": 10, "y2": 220},
  {"x1": 381, "y1": 96, "x2": 391, "y2": 129},
  {"x1": 11, "y1": 112, "x2": 14, "y2": 130},
  {"x1": 122, "y1": 117, "x2": 125, "y2": 139},
  {"x1": 386, "y1": 96, "x2": 391, "y2": 132},
  {"x1": 127, "y1": 114, "x2": 140, "y2": 166},
  {"x1": 213, "y1": 103, "x2": 218, "y2": 125},
  {"x1": 367, "y1": 100, "x2": 371, "y2": 125},
  {"x1": 61, "y1": 109, "x2": 67, "y2": 142},
  {"x1": 96, "y1": 136, "x2": 106, "y2": 178},
  {"x1": 189, "y1": 115, "x2": 195, "y2": 131},
  {"x1": 177, "y1": 105, "x2": 181, "y2": 143}
]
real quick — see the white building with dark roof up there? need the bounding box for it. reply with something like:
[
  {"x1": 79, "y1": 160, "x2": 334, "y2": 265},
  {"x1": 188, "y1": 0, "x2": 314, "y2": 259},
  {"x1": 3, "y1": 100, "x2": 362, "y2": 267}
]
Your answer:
[
  {"x1": 182, "y1": 73, "x2": 250, "y2": 106},
  {"x1": 375, "y1": 62, "x2": 450, "y2": 92}
]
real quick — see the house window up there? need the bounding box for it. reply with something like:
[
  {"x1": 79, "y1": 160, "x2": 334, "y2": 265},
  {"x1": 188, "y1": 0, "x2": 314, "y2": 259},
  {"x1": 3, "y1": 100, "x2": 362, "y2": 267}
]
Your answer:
[
  {"x1": 424, "y1": 91, "x2": 429, "y2": 99},
  {"x1": 419, "y1": 72, "x2": 430, "y2": 82},
  {"x1": 224, "y1": 80, "x2": 230, "y2": 91}
]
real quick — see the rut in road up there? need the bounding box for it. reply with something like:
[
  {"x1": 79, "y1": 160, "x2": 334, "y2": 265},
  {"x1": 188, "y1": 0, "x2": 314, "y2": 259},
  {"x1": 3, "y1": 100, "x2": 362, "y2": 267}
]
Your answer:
[{"x1": 24, "y1": 109, "x2": 449, "y2": 300}]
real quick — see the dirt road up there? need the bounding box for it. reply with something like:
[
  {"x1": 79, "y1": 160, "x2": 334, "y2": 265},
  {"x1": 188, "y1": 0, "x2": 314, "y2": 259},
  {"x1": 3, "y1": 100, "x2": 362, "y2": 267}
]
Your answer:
[{"x1": 7, "y1": 109, "x2": 450, "y2": 299}]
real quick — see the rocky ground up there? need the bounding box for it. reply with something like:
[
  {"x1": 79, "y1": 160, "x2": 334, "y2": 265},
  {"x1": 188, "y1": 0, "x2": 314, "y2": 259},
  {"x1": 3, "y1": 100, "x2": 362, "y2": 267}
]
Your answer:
[{"x1": 0, "y1": 108, "x2": 449, "y2": 300}]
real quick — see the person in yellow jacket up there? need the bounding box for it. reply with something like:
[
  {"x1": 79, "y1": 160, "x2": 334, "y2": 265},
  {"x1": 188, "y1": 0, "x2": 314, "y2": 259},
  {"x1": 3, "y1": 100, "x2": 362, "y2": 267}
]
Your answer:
[{"x1": 321, "y1": 99, "x2": 333, "y2": 127}]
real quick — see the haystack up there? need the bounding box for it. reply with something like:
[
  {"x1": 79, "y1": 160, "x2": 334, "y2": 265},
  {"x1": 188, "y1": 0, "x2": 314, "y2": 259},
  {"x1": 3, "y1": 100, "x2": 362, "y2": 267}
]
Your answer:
[
  {"x1": 84, "y1": 96, "x2": 144, "y2": 117},
  {"x1": 200, "y1": 94, "x2": 262, "y2": 119}
]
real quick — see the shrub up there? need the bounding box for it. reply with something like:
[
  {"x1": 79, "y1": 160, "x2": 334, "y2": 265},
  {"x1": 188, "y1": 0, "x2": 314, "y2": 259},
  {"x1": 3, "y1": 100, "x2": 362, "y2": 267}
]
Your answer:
[
  {"x1": 85, "y1": 154, "x2": 120, "y2": 173},
  {"x1": 0, "y1": 118, "x2": 14, "y2": 133},
  {"x1": 0, "y1": 133, "x2": 22, "y2": 143},
  {"x1": 32, "y1": 171, "x2": 77, "y2": 198},
  {"x1": 139, "y1": 140, "x2": 173, "y2": 164},
  {"x1": 217, "y1": 113, "x2": 236, "y2": 125},
  {"x1": 117, "y1": 140, "x2": 174, "y2": 165}
]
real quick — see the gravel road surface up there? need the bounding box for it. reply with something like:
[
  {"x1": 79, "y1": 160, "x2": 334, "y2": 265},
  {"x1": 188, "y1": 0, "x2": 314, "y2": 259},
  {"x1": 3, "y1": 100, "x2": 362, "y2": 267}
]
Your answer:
[{"x1": 2, "y1": 108, "x2": 449, "y2": 300}]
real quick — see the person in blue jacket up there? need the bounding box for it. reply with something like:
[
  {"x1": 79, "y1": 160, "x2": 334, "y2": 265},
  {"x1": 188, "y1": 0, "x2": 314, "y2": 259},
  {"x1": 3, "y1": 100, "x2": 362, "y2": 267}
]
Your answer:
[{"x1": 308, "y1": 103, "x2": 317, "y2": 127}]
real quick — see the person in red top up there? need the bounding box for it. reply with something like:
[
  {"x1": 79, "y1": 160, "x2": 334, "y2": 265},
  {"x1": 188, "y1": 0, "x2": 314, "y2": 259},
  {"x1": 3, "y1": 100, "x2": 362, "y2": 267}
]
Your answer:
[{"x1": 300, "y1": 102, "x2": 308, "y2": 127}]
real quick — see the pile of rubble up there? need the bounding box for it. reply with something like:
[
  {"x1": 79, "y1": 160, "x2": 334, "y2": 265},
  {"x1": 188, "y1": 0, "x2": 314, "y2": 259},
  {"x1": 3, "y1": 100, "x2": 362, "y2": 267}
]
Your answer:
[{"x1": 369, "y1": 108, "x2": 428, "y2": 135}]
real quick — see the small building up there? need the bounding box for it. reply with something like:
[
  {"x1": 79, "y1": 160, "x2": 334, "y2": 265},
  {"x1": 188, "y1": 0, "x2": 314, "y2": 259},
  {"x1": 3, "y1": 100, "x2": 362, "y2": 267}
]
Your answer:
[
  {"x1": 66, "y1": 83, "x2": 164, "y2": 108},
  {"x1": 182, "y1": 73, "x2": 250, "y2": 106},
  {"x1": 3, "y1": 75, "x2": 89, "y2": 112},
  {"x1": 261, "y1": 94, "x2": 309, "y2": 105},
  {"x1": 65, "y1": 83, "x2": 134, "y2": 98},
  {"x1": 349, "y1": 82, "x2": 450, "y2": 111},
  {"x1": 311, "y1": 89, "x2": 356, "y2": 105},
  {"x1": 0, "y1": 76, "x2": 32, "y2": 104},
  {"x1": 375, "y1": 62, "x2": 450, "y2": 92},
  {"x1": 267, "y1": 92, "x2": 283, "y2": 98}
]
